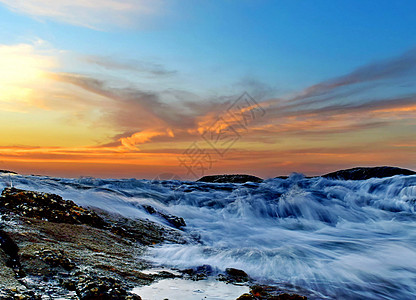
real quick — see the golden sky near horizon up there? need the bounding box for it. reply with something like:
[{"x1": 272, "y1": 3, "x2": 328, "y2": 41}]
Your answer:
[{"x1": 0, "y1": 2, "x2": 415, "y2": 179}]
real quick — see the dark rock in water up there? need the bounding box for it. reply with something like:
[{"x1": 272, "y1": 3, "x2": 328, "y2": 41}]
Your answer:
[
  {"x1": 226, "y1": 268, "x2": 248, "y2": 278},
  {"x1": 0, "y1": 170, "x2": 17, "y2": 174},
  {"x1": 196, "y1": 264, "x2": 214, "y2": 275},
  {"x1": 0, "y1": 188, "x2": 107, "y2": 228},
  {"x1": 236, "y1": 285, "x2": 307, "y2": 299},
  {"x1": 181, "y1": 264, "x2": 214, "y2": 280},
  {"x1": 197, "y1": 174, "x2": 263, "y2": 183},
  {"x1": 236, "y1": 294, "x2": 254, "y2": 300},
  {"x1": 142, "y1": 205, "x2": 186, "y2": 229},
  {"x1": 218, "y1": 267, "x2": 250, "y2": 283},
  {"x1": 321, "y1": 166, "x2": 416, "y2": 180}
]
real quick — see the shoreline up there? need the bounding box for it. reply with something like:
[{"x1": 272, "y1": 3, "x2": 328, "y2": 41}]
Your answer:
[{"x1": 0, "y1": 187, "x2": 307, "y2": 299}]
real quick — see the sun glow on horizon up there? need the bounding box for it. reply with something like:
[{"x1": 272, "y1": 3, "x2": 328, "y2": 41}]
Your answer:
[{"x1": 0, "y1": 1, "x2": 415, "y2": 178}]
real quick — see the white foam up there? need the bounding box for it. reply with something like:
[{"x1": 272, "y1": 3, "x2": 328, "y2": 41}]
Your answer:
[{"x1": 2, "y1": 173, "x2": 416, "y2": 299}]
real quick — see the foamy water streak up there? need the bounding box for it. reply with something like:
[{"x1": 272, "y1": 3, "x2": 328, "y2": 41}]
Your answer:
[{"x1": 2, "y1": 173, "x2": 416, "y2": 299}]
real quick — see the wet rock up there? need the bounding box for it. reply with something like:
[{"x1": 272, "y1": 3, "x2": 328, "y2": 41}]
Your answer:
[
  {"x1": 197, "y1": 174, "x2": 263, "y2": 183},
  {"x1": 0, "y1": 188, "x2": 187, "y2": 298},
  {"x1": 0, "y1": 170, "x2": 17, "y2": 174},
  {"x1": 181, "y1": 264, "x2": 213, "y2": 280},
  {"x1": 226, "y1": 268, "x2": 248, "y2": 278},
  {"x1": 60, "y1": 278, "x2": 76, "y2": 291},
  {"x1": 0, "y1": 230, "x2": 24, "y2": 278},
  {"x1": 100, "y1": 210, "x2": 190, "y2": 245},
  {"x1": 222, "y1": 268, "x2": 249, "y2": 283},
  {"x1": 236, "y1": 285, "x2": 307, "y2": 300},
  {"x1": 20, "y1": 251, "x2": 67, "y2": 278},
  {"x1": 321, "y1": 166, "x2": 416, "y2": 180},
  {"x1": 142, "y1": 205, "x2": 186, "y2": 229},
  {"x1": 236, "y1": 294, "x2": 254, "y2": 300},
  {"x1": 73, "y1": 273, "x2": 141, "y2": 300},
  {"x1": 155, "y1": 271, "x2": 179, "y2": 279},
  {"x1": 0, "y1": 188, "x2": 107, "y2": 229},
  {"x1": 0, "y1": 251, "x2": 25, "y2": 290},
  {"x1": 35, "y1": 249, "x2": 75, "y2": 271},
  {"x1": 0, "y1": 288, "x2": 41, "y2": 300}
]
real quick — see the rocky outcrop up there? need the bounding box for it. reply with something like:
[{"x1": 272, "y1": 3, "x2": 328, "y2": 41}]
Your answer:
[
  {"x1": 0, "y1": 170, "x2": 17, "y2": 174},
  {"x1": 0, "y1": 188, "x2": 106, "y2": 228},
  {"x1": 0, "y1": 188, "x2": 191, "y2": 299},
  {"x1": 236, "y1": 285, "x2": 307, "y2": 299},
  {"x1": 72, "y1": 273, "x2": 141, "y2": 300},
  {"x1": 224, "y1": 268, "x2": 250, "y2": 283},
  {"x1": 0, "y1": 188, "x2": 187, "y2": 245},
  {"x1": 142, "y1": 205, "x2": 186, "y2": 229},
  {"x1": 321, "y1": 166, "x2": 416, "y2": 180},
  {"x1": 197, "y1": 174, "x2": 263, "y2": 183}
]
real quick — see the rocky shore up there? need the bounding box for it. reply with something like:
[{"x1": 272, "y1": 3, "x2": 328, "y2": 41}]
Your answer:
[{"x1": 0, "y1": 187, "x2": 307, "y2": 300}]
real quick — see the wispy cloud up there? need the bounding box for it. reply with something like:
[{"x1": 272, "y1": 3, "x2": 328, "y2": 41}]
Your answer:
[
  {"x1": 0, "y1": 40, "x2": 415, "y2": 177},
  {"x1": 0, "y1": 0, "x2": 166, "y2": 29},
  {"x1": 286, "y1": 48, "x2": 416, "y2": 105},
  {"x1": 83, "y1": 55, "x2": 176, "y2": 76}
]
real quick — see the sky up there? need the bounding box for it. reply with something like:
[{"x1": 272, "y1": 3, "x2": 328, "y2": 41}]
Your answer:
[{"x1": 0, "y1": 0, "x2": 415, "y2": 179}]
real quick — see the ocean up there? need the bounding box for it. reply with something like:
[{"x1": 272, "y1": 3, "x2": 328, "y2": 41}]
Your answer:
[{"x1": 2, "y1": 172, "x2": 416, "y2": 299}]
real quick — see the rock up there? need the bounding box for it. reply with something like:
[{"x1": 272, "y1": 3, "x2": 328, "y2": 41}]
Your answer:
[
  {"x1": 181, "y1": 264, "x2": 213, "y2": 280},
  {"x1": 0, "y1": 250, "x2": 25, "y2": 290},
  {"x1": 237, "y1": 285, "x2": 308, "y2": 300},
  {"x1": 35, "y1": 249, "x2": 75, "y2": 271},
  {"x1": 73, "y1": 273, "x2": 141, "y2": 300},
  {"x1": 0, "y1": 188, "x2": 107, "y2": 229},
  {"x1": 224, "y1": 268, "x2": 249, "y2": 282},
  {"x1": 107, "y1": 214, "x2": 188, "y2": 245},
  {"x1": 0, "y1": 230, "x2": 19, "y2": 265},
  {"x1": 197, "y1": 174, "x2": 263, "y2": 183},
  {"x1": 0, "y1": 187, "x2": 192, "y2": 299},
  {"x1": 321, "y1": 166, "x2": 416, "y2": 180},
  {"x1": 142, "y1": 205, "x2": 186, "y2": 229},
  {"x1": 60, "y1": 278, "x2": 76, "y2": 291},
  {"x1": 0, "y1": 170, "x2": 17, "y2": 174},
  {"x1": 236, "y1": 294, "x2": 254, "y2": 300},
  {"x1": 0, "y1": 230, "x2": 24, "y2": 278},
  {"x1": 0, "y1": 289, "x2": 41, "y2": 300},
  {"x1": 154, "y1": 271, "x2": 178, "y2": 279}
]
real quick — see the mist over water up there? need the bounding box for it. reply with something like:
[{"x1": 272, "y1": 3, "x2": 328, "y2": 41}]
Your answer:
[{"x1": 2, "y1": 173, "x2": 416, "y2": 299}]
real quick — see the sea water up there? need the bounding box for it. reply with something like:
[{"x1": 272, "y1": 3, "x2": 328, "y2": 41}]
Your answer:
[{"x1": 2, "y1": 173, "x2": 416, "y2": 299}]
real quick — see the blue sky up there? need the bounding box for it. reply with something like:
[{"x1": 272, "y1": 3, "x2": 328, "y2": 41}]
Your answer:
[
  {"x1": 3, "y1": 0, "x2": 416, "y2": 95},
  {"x1": 0, "y1": 0, "x2": 415, "y2": 178}
]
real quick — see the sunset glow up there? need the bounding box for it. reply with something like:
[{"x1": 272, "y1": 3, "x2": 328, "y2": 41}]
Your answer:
[{"x1": 0, "y1": 1, "x2": 415, "y2": 179}]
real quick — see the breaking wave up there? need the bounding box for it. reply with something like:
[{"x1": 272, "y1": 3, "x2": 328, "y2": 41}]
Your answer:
[{"x1": 2, "y1": 172, "x2": 416, "y2": 299}]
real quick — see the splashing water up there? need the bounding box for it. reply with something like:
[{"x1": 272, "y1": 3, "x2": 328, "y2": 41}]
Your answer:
[{"x1": 2, "y1": 173, "x2": 416, "y2": 299}]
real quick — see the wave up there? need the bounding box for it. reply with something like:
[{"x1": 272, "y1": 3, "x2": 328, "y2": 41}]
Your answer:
[{"x1": 1, "y1": 173, "x2": 416, "y2": 299}]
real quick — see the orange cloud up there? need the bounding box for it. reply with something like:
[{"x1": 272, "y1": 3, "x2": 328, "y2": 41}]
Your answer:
[
  {"x1": 120, "y1": 129, "x2": 175, "y2": 150},
  {"x1": 0, "y1": 41, "x2": 415, "y2": 179}
]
